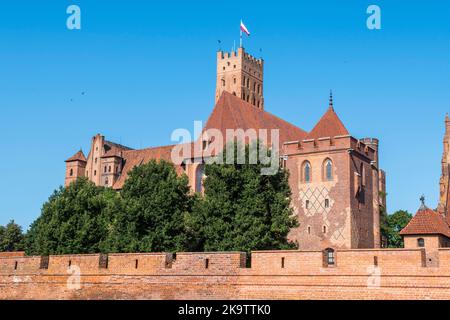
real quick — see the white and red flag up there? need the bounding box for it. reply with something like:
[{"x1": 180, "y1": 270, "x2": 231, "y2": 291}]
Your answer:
[{"x1": 240, "y1": 20, "x2": 250, "y2": 36}]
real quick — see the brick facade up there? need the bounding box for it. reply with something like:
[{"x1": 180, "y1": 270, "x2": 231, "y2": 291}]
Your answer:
[{"x1": 1, "y1": 249, "x2": 449, "y2": 300}]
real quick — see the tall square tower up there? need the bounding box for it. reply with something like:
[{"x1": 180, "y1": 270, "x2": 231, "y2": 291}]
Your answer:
[{"x1": 215, "y1": 47, "x2": 264, "y2": 110}]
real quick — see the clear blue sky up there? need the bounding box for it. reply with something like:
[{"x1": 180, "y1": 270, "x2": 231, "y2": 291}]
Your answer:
[{"x1": 1, "y1": 1, "x2": 449, "y2": 229}]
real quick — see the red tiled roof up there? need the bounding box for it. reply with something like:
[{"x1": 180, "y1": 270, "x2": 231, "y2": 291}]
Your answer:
[
  {"x1": 65, "y1": 150, "x2": 87, "y2": 162},
  {"x1": 204, "y1": 92, "x2": 307, "y2": 148},
  {"x1": 305, "y1": 106, "x2": 349, "y2": 140},
  {"x1": 400, "y1": 207, "x2": 450, "y2": 238},
  {"x1": 102, "y1": 141, "x2": 133, "y2": 158},
  {"x1": 112, "y1": 144, "x2": 179, "y2": 190}
]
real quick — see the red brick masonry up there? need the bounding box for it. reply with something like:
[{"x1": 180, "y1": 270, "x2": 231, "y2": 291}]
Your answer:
[{"x1": 1, "y1": 249, "x2": 449, "y2": 300}]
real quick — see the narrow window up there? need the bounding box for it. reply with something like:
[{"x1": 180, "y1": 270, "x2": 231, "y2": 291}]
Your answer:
[
  {"x1": 105, "y1": 177, "x2": 109, "y2": 186},
  {"x1": 323, "y1": 226, "x2": 327, "y2": 234},
  {"x1": 374, "y1": 256, "x2": 378, "y2": 266},
  {"x1": 417, "y1": 238, "x2": 425, "y2": 248},
  {"x1": 115, "y1": 167, "x2": 119, "y2": 174},
  {"x1": 305, "y1": 200, "x2": 310, "y2": 209},
  {"x1": 233, "y1": 77, "x2": 236, "y2": 84},
  {"x1": 307, "y1": 226, "x2": 311, "y2": 234},
  {"x1": 70, "y1": 168, "x2": 73, "y2": 177},
  {"x1": 281, "y1": 257, "x2": 285, "y2": 268},
  {"x1": 68, "y1": 260, "x2": 72, "y2": 267},
  {"x1": 135, "y1": 259, "x2": 139, "y2": 269},
  {"x1": 325, "y1": 199, "x2": 329, "y2": 208},
  {"x1": 303, "y1": 161, "x2": 311, "y2": 183},
  {"x1": 221, "y1": 79, "x2": 225, "y2": 87},
  {"x1": 94, "y1": 170, "x2": 97, "y2": 176},
  {"x1": 325, "y1": 159, "x2": 333, "y2": 181},
  {"x1": 14, "y1": 261, "x2": 18, "y2": 270},
  {"x1": 104, "y1": 166, "x2": 107, "y2": 173},
  {"x1": 108, "y1": 166, "x2": 111, "y2": 173},
  {"x1": 205, "y1": 258, "x2": 209, "y2": 269}
]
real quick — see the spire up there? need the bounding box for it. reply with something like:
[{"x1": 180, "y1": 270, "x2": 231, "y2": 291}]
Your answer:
[
  {"x1": 419, "y1": 194, "x2": 427, "y2": 211},
  {"x1": 329, "y1": 90, "x2": 334, "y2": 110}
]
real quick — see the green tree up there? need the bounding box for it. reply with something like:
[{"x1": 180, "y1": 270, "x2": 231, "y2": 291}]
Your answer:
[
  {"x1": 189, "y1": 142, "x2": 298, "y2": 253},
  {"x1": 385, "y1": 210, "x2": 412, "y2": 248},
  {"x1": 0, "y1": 220, "x2": 25, "y2": 252},
  {"x1": 26, "y1": 178, "x2": 118, "y2": 255},
  {"x1": 104, "y1": 160, "x2": 196, "y2": 253}
]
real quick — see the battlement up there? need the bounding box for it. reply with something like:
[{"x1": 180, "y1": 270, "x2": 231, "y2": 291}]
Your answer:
[
  {"x1": 1, "y1": 249, "x2": 450, "y2": 299},
  {"x1": 217, "y1": 47, "x2": 263, "y2": 66}
]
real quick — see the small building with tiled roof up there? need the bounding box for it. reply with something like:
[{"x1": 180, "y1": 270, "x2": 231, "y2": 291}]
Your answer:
[
  {"x1": 400, "y1": 198, "x2": 450, "y2": 254},
  {"x1": 64, "y1": 48, "x2": 386, "y2": 251}
]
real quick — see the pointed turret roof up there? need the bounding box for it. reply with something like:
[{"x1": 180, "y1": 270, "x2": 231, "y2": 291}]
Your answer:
[
  {"x1": 305, "y1": 92, "x2": 349, "y2": 140},
  {"x1": 65, "y1": 150, "x2": 87, "y2": 162}
]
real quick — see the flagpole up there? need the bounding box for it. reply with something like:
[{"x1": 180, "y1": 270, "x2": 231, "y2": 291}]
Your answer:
[{"x1": 240, "y1": 29, "x2": 243, "y2": 48}]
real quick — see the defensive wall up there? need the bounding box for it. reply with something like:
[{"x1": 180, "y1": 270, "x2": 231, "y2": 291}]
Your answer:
[{"x1": 1, "y1": 249, "x2": 449, "y2": 300}]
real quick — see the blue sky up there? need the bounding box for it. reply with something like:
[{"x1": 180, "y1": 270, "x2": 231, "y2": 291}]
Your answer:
[{"x1": 1, "y1": 1, "x2": 449, "y2": 228}]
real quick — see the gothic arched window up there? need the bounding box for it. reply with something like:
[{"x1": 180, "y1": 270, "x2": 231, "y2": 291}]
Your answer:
[
  {"x1": 324, "y1": 159, "x2": 333, "y2": 181},
  {"x1": 302, "y1": 161, "x2": 311, "y2": 183}
]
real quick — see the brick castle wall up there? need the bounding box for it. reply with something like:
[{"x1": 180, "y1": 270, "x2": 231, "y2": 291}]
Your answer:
[{"x1": 1, "y1": 249, "x2": 449, "y2": 300}]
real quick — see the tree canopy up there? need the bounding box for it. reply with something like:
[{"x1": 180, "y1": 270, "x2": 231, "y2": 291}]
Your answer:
[
  {"x1": 383, "y1": 210, "x2": 413, "y2": 248},
  {"x1": 188, "y1": 142, "x2": 298, "y2": 252},
  {"x1": 0, "y1": 220, "x2": 25, "y2": 252}
]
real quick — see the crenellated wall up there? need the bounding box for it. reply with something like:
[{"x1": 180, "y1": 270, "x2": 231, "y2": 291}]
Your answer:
[{"x1": 1, "y1": 249, "x2": 449, "y2": 300}]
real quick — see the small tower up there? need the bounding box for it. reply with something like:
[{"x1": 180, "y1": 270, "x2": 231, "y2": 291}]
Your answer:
[
  {"x1": 215, "y1": 47, "x2": 264, "y2": 110},
  {"x1": 438, "y1": 114, "x2": 450, "y2": 221},
  {"x1": 65, "y1": 150, "x2": 87, "y2": 186}
]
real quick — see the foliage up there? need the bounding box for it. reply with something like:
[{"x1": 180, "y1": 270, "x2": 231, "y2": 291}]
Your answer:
[
  {"x1": 0, "y1": 221, "x2": 25, "y2": 252},
  {"x1": 188, "y1": 142, "x2": 298, "y2": 253},
  {"x1": 384, "y1": 210, "x2": 413, "y2": 248}
]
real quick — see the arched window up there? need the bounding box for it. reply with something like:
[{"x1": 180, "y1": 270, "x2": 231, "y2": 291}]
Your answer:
[
  {"x1": 104, "y1": 166, "x2": 107, "y2": 173},
  {"x1": 195, "y1": 164, "x2": 205, "y2": 193},
  {"x1": 69, "y1": 168, "x2": 73, "y2": 177},
  {"x1": 417, "y1": 238, "x2": 425, "y2": 247},
  {"x1": 302, "y1": 161, "x2": 311, "y2": 183},
  {"x1": 324, "y1": 159, "x2": 333, "y2": 181},
  {"x1": 324, "y1": 248, "x2": 335, "y2": 266}
]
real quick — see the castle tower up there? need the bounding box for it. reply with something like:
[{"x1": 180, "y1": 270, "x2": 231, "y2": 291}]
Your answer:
[
  {"x1": 437, "y1": 114, "x2": 450, "y2": 222},
  {"x1": 215, "y1": 47, "x2": 264, "y2": 110},
  {"x1": 65, "y1": 150, "x2": 87, "y2": 186}
]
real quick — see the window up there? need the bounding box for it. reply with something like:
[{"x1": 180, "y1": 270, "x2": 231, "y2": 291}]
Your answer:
[
  {"x1": 95, "y1": 158, "x2": 98, "y2": 164},
  {"x1": 104, "y1": 166, "x2": 107, "y2": 173},
  {"x1": 323, "y1": 226, "x2": 327, "y2": 234},
  {"x1": 105, "y1": 177, "x2": 109, "y2": 186},
  {"x1": 233, "y1": 77, "x2": 236, "y2": 84},
  {"x1": 14, "y1": 261, "x2": 18, "y2": 270},
  {"x1": 94, "y1": 170, "x2": 97, "y2": 176},
  {"x1": 108, "y1": 166, "x2": 111, "y2": 173},
  {"x1": 205, "y1": 258, "x2": 209, "y2": 269},
  {"x1": 324, "y1": 159, "x2": 333, "y2": 181},
  {"x1": 307, "y1": 226, "x2": 311, "y2": 234},
  {"x1": 69, "y1": 169, "x2": 73, "y2": 177},
  {"x1": 281, "y1": 257, "x2": 285, "y2": 268},
  {"x1": 135, "y1": 259, "x2": 139, "y2": 269},
  {"x1": 221, "y1": 79, "x2": 225, "y2": 87},
  {"x1": 418, "y1": 238, "x2": 425, "y2": 248},
  {"x1": 195, "y1": 164, "x2": 205, "y2": 193},
  {"x1": 115, "y1": 167, "x2": 119, "y2": 174},
  {"x1": 325, "y1": 199, "x2": 329, "y2": 208},
  {"x1": 68, "y1": 260, "x2": 72, "y2": 267},
  {"x1": 303, "y1": 161, "x2": 311, "y2": 183},
  {"x1": 325, "y1": 248, "x2": 335, "y2": 266},
  {"x1": 305, "y1": 200, "x2": 310, "y2": 209}
]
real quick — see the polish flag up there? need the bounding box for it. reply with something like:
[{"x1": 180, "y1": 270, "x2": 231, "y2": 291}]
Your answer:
[{"x1": 240, "y1": 20, "x2": 250, "y2": 36}]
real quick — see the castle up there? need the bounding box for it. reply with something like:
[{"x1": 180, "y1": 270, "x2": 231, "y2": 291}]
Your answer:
[{"x1": 64, "y1": 47, "x2": 387, "y2": 251}]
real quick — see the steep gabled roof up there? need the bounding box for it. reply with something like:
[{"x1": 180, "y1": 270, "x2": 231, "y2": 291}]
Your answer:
[
  {"x1": 305, "y1": 105, "x2": 349, "y2": 140},
  {"x1": 65, "y1": 150, "x2": 87, "y2": 162},
  {"x1": 400, "y1": 207, "x2": 450, "y2": 238},
  {"x1": 204, "y1": 92, "x2": 307, "y2": 147}
]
